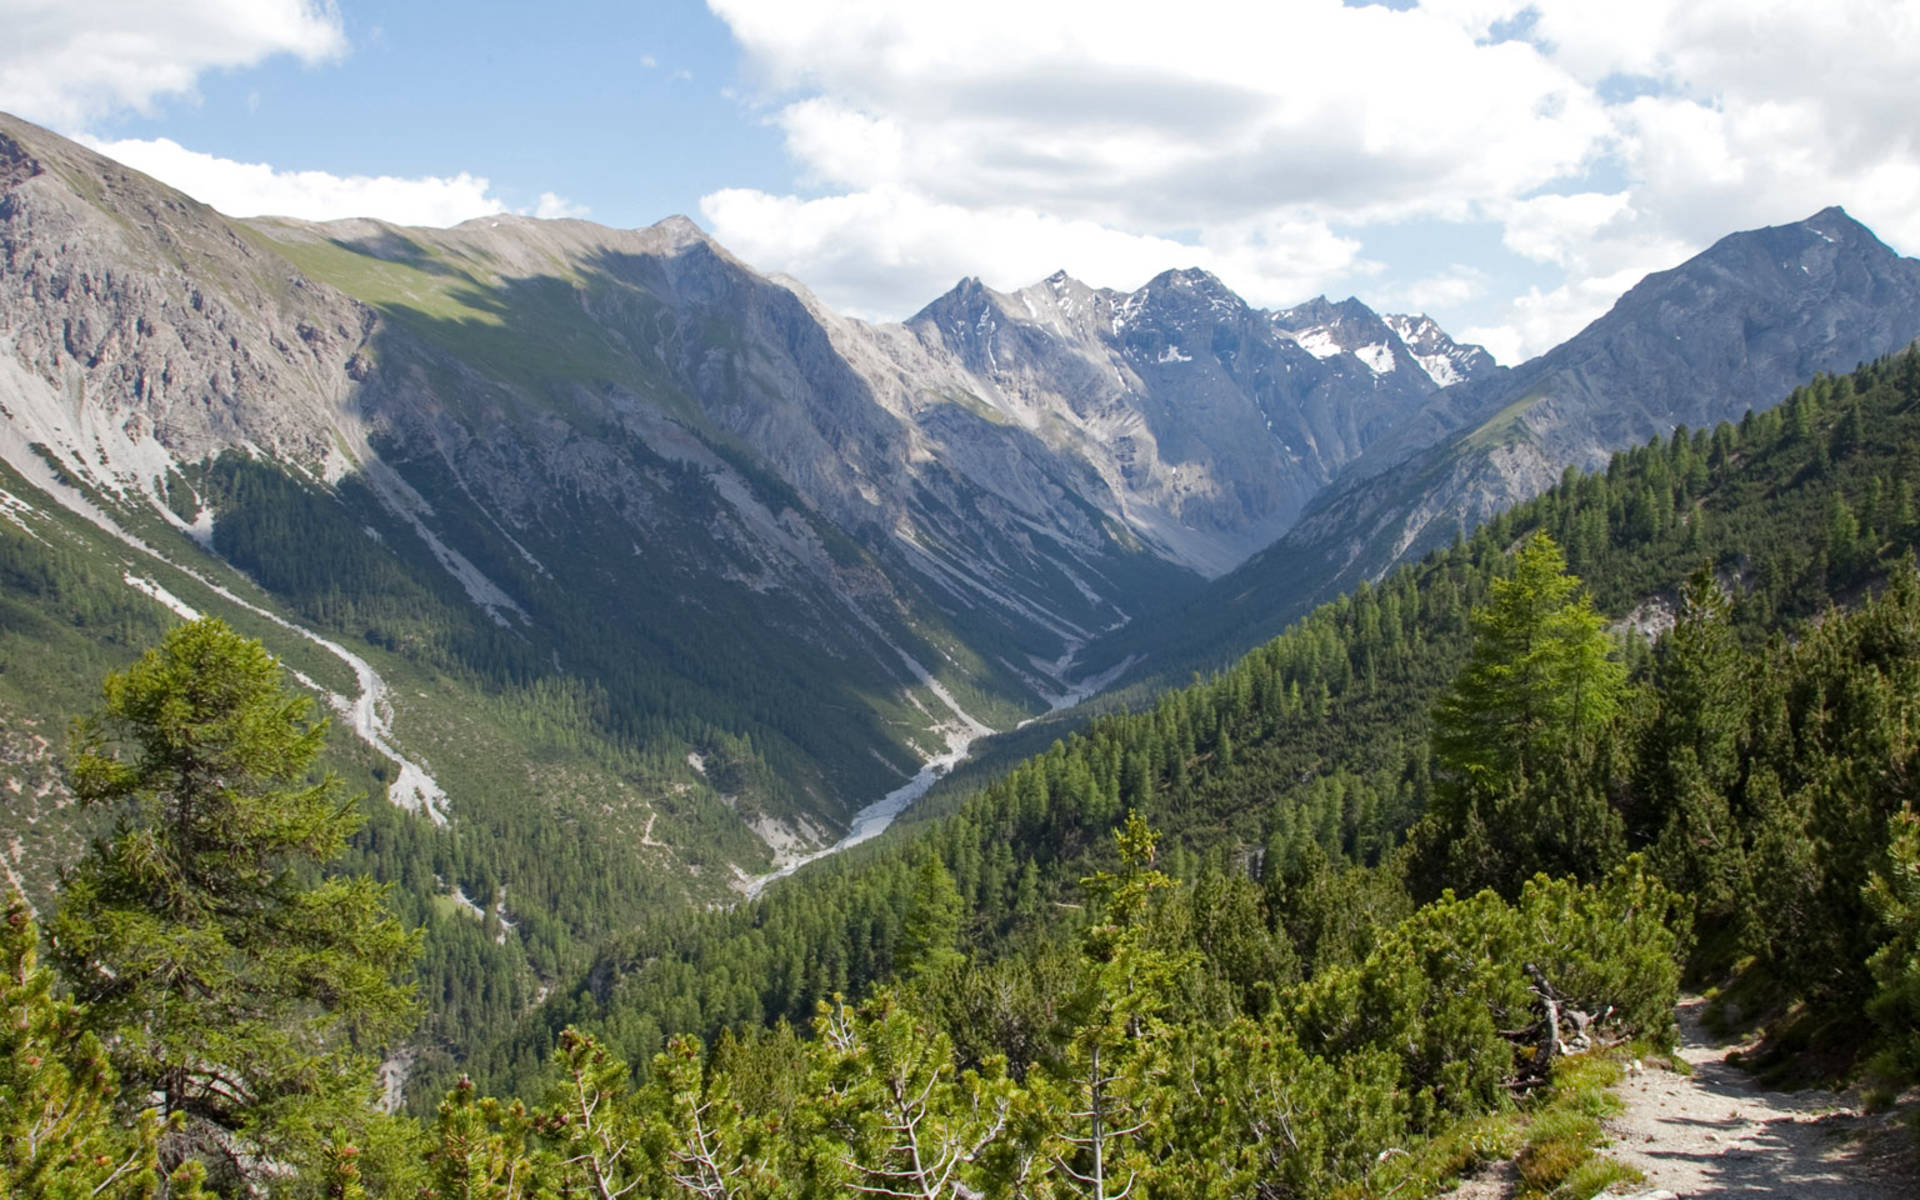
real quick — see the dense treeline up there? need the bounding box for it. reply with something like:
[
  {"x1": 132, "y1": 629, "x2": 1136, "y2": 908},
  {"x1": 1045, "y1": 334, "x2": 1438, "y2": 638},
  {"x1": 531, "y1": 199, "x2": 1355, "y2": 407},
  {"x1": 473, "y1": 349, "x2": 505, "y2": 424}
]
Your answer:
[
  {"x1": 9, "y1": 350, "x2": 1920, "y2": 1195},
  {"x1": 474, "y1": 348, "x2": 1920, "y2": 1098},
  {"x1": 9, "y1": 676, "x2": 1690, "y2": 1198}
]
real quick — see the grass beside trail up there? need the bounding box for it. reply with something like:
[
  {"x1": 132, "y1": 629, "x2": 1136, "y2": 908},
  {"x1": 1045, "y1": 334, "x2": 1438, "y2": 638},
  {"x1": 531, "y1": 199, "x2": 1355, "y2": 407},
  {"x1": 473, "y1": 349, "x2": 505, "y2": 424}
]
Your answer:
[{"x1": 1344, "y1": 1050, "x2": 1649, "y2": 1200}]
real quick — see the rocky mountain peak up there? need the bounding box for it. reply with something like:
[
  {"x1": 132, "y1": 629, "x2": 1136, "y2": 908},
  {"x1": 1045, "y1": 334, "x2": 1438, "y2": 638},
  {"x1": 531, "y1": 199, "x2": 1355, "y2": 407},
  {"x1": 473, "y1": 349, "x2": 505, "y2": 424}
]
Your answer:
[
  {"x1": 1385, "y1": 312, "x2": 1500, "y2": 386},
  {"x1": 1271, "y1": 294, "x2": 1404, "y2": 375},
  {"x1": 1140, "y1": 265, "x2": 1241, "y2": 303},
  {"x1": 1126, "y1": 267, "x2": 1249, "y2": 333},
  {"x1": 648, "y1": 213, "x2": 710, "y2": 244},
  {"x1": 1593, "y1": 204, "x2": 1918, "y2": 356},
  {"x1": 906, "y1": 276, "x2": 1015, "y2": 348},
  {"x1": 1275, "y1": 295, "x2": 1366, "y2": 324}
]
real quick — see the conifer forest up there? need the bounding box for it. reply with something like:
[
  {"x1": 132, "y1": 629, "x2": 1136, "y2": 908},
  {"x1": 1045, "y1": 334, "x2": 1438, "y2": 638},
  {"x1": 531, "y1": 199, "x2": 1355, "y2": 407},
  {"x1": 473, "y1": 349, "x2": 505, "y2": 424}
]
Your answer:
[{"x1": 10, "y1": 347, "x2": 1920, "y2": 1194}]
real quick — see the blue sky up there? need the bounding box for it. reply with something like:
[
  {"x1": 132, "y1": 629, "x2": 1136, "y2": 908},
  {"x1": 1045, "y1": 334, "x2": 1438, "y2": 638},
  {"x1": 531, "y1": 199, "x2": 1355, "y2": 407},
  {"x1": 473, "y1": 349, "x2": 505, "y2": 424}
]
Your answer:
[
  {"x1": 81, "y1": 1, "x2": 776, "y2": 226},
  {"x1": 5, "y1": 1, "x2": 1919, "y2": 364}
]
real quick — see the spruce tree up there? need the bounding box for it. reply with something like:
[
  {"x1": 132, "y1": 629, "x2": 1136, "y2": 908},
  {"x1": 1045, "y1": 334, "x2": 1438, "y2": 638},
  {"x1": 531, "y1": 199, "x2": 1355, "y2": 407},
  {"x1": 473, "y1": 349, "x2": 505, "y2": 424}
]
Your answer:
[{"x1": 52, "y1": 618, "x2": 419, "y2": 1184}]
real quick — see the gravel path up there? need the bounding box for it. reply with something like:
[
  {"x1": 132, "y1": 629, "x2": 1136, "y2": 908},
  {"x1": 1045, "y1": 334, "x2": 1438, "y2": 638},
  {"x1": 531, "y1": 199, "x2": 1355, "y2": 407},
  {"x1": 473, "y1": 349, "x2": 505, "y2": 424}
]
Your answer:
[{"x1": 1601, "y1": 997, "x2": 1914, "y2": 1198}]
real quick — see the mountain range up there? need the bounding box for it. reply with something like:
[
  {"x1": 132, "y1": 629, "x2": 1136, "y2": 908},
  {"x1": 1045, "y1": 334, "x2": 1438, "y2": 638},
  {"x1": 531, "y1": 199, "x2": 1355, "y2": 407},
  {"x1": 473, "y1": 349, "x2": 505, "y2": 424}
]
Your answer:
[
  {"x1": 0, "y1": 111, "x2": 1505, "y2": 870},
  {"x1": 1082, "y1": 203, "x2": 1920, "y2": 682},
  {"x1": 4, "y1": 107, "x2": 1920, "y2": 1030}
]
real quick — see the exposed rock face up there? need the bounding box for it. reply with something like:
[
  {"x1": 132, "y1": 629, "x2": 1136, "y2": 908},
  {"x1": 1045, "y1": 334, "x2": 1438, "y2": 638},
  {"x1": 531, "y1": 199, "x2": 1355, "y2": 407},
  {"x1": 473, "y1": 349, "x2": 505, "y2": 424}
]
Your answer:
[
  {"x1": 1097, "y1": 206, "x2": 1920, "y2": 685},
  {"x1": 1381, "y1": 312, "x2": 1498, "y2": 389},
  {"x1": 1296, "y1": 205, "x2": 1920, "y2": 587},
  {"x1": 0, "y1": 115, "x2": 373, "y2": 504},
  {"x1": 0, "y1": 112, "x2": 1495, "y2": 840},
  {"x1": 892, "y1": 268, "x2": 1497, "y2": 576}
]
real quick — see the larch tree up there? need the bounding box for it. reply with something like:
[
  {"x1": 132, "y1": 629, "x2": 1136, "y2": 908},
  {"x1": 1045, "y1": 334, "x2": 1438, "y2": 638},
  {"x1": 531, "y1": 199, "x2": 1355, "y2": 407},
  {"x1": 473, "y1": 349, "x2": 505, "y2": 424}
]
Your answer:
[
  {"x1": 895, "y1": 853, "x2": 965, "y2": 982},
  {"x1": 1431, "y1": 531, "x2": 1625, "y2": 789},
  {"x1": 1419, "y1": 532, "x2": 1628, "y2": 896}
]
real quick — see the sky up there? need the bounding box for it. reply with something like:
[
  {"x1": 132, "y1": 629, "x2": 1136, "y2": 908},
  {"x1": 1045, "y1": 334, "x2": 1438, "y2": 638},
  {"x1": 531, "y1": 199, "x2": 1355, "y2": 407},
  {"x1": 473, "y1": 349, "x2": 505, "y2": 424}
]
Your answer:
[{"x1": 3, "y1": 1, "x2": 1918, "y2": 365}]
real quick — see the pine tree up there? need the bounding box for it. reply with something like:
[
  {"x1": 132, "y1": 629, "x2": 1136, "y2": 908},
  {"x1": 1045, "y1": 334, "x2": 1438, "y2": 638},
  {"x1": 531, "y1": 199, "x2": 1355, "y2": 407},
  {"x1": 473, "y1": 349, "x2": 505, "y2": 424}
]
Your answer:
[
  {"x1": 2, "y1": 892, "x2": 176, "y2": 1200},
  {"x1": 51, "y1": 618, "x2": 419, "y2": 1184},
  {"x1": 539, "y1": 1029, "x2": 647, "y2": 1200},
  {"x1": 813, "y1": 994, "x2": 1015, "y2": 1200},
  {"x1": 1865, "y1": 809, "x2": 1920, "y2": 1083},
  {"x1": 1038, "y1": 813, "x2": 1191, "y2": 1200},
  {"x1": 1641, "y1": 566, "x2": 1750, "y2": 916},
  {"x1": 642, "y1": 1034, "x2": 782, "y2": 1200},
  {"x1": 422, "y1": 1078, "x2": 544, "y2": 1200}
]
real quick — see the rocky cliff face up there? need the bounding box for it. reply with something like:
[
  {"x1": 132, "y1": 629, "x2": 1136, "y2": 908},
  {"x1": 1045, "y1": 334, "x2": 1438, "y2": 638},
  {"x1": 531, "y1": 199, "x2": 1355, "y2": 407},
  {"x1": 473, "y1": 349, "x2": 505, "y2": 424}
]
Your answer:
[
  {"x1": 0, "y1": 115, "x2": 371, "y2": 507},
  {"x1": 0, "y1": 112, "x2": 1497, "y2": 855},
  {"x1": 1298, "y1": 206, "x2": 1920, "y2": 585},
  {"x1": 890, "y1": 267, "x2": 1497, "y2": 576},
  {"x1": 1093, "y1": 206, "x2": 1920, "y2": 686},
  {"x1": 1380, "y1": 312, "x2": 1498, "y2": 389}
]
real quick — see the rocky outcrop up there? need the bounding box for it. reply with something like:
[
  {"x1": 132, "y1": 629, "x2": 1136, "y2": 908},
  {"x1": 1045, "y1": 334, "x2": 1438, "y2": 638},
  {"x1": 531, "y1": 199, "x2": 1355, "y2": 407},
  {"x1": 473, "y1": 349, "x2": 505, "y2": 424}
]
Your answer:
[
  {"x1": 1090, "y1": 206, "x2": 1920, "y2": 687},
  {"x1": 1, "y1": 112, "x2": 1503, "y2": 840},
  {"x1": 0, "y1": 114, "x2": 374, "y2": 505},
  {"x1": 1294, "y1": 206, "x2": 1920, "y2": 589}
]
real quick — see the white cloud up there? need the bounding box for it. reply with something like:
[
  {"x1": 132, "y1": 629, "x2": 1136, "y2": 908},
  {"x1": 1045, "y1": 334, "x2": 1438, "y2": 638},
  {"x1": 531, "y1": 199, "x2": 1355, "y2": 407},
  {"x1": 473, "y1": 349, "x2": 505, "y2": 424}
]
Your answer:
[
  {"x1": 0, "y1": 0, "x2": 345, "y2": 129},
  {"x1": 712, "y1": 0, "x2": 1609, "y2": 229},
  {"x1": 700, "y1": 186, "x2": 1363, "y2": 320},
  {"x1": 80, "y1": 136, "x2": 510, "y2": 228},
  {"x1": 1377, "y1": 267, "x2": 1491, "y2": 316},
  {"x1": 703, "y1": 0, "x2": 1920, "y2": 355},
  {"x1": 0, "y1": 3, "x2": 581, "y2": 233},
  {"x1": 533, "y1": 192, "x2": 589, "y2": 220},
  {"x1": 1495, "y1": 193, "x2": 1638, "y2": 268}
]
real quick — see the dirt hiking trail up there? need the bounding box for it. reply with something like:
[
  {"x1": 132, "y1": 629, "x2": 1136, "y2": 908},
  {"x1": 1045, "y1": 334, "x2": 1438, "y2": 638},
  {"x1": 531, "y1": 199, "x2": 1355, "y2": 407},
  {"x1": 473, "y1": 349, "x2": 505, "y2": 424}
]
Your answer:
[{"x1": 1600, "y1": 996, "x2": 1914, "y2": 1198}]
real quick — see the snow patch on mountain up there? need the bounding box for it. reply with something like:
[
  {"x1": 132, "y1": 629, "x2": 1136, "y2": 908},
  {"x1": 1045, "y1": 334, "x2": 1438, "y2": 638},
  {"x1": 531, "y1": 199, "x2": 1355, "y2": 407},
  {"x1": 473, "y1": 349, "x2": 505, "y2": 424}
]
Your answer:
[
  {"x1": 1289, "y1": 327, "x2": 1343, "y2": 359},
  {"x1": 1412, "y1": 353, "x2": 1464, "y2": 387},
  {"x1": 1384, "y1": 313, "x2": 1496, "y2": 389},
  {"x1": 1355, "y1": 343, "x2": 1396, "y2": 374}
]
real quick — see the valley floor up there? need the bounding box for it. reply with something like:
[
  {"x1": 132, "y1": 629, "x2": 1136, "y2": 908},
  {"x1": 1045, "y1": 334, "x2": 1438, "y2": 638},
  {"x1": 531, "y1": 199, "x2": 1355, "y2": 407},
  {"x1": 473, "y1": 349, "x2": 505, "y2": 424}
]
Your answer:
[{"x1": 1597, "y1": 997, "x2": 1915, "y2": 1198}]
